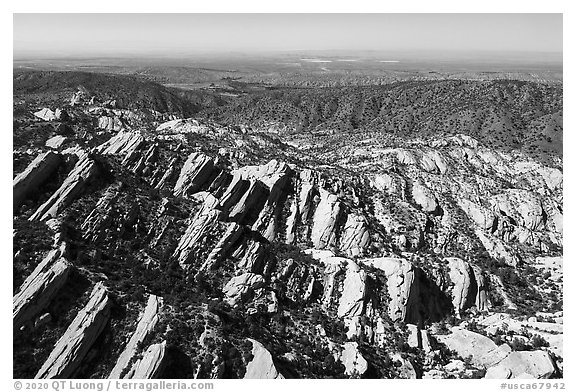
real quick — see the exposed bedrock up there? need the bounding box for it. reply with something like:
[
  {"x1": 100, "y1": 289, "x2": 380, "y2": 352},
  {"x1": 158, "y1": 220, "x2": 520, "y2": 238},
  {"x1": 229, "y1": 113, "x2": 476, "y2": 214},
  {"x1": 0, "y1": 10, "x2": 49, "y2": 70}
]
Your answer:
[
  {"x1": 244, "y1": 339, "x2": 285, "y2": 379},
  {"x1": 35, "y1": 282, "x2": 111, "y2": 379},
  {"x1": 109, "y1": 294, "x2": 163, "y2": 379},
  {"x1": 13, "y1": 151, "x2": 62, "y2": 211},
  {"x1": 365, "y1": 257, "x2": 451, "y2": 324},
  {"x1": 29, "y1": 154, "x2": 99, "y2": 221},
  {"x1": 125, "y1": 341, "x2": 168, "y2": 379},
  {"x1": 311, "y1": 189, "x2": 341, "y2": 249},
  {"x1": 174, "y1": 153, "x2": 220, "y2": 198},
  {"x1": 97, "y1": 131, "x2": 144, "y2": 156},
  {"x1": 13, "y1": 247, "x2": 72, "y2": 329}
]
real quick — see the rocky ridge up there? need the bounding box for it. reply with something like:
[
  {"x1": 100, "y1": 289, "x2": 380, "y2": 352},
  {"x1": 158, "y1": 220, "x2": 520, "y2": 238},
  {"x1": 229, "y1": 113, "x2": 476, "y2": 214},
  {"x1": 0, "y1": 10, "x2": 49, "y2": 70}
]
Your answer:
[{"x1": 13, "y1": 83, "x2": 563, "y2": 379}]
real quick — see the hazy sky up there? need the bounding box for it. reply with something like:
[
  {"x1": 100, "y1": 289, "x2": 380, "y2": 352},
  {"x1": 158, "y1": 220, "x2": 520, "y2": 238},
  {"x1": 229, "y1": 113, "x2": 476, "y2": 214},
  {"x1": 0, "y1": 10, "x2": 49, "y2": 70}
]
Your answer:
[{"x1": 13, "y1": 13, "x2": 562, "y2": 58}]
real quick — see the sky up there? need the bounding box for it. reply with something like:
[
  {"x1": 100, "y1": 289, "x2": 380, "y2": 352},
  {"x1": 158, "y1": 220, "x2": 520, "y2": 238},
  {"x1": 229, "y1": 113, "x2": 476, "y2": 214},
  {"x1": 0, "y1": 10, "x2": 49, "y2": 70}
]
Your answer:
[{"x1": 13, "y1": 13, "x2": 563, "y2": 58}]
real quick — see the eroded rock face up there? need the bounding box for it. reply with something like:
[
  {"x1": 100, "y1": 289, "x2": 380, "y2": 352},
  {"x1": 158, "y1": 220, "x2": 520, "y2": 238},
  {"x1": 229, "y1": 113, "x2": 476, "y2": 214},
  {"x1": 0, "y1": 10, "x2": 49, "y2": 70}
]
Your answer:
[
  {"x1": 341, "y1": 342, "x2": 368, "y2": 376},
  {"x1": 223, "y1": 273, "x2": 265, "y2": 306},
  {"x1": 34, "y1": 108, "x2": 57, "y2": 121},
  {"x1": 244, "y1": 339, "x2": 284, "y2": 379},
  {"x1": 420, "y1": 150, "x2": 448, "y2": 174},
  {"x1": 457, "y1": 198, "x2": 496, "y2": 230},
  {"x1": 311, "y1": 190, "x2": 341, "y2": 249},
  {"x1": 109, "y1": 295, "x2": 163, "y2": 379},
  {"x1": 340, "y1": 213, "x2": 371, "y2": 257},
  {"x1": 45, "y1": 135, "x2": 68, "y2": 149},
  {"x1": 30, "y1": 154, "x2": 98, "y2": 221},
  {"x1": 412, "y1": 181, "x2": 439, "y2": 214},
  {"x1": 13, "y1": 151, "x2": 62, "y2": 210},
  {"x1": 337, "y1": 261, "x2": 366, "y2": 318},
  {"x1": 366, "y1": 257, "x2": 417, "y2": 323},
  {"x1": 156, "y1": 118, "x2": 213, "y2": 135},
  {"x1": 492, "y1": 189, "x2": 545, "y2": 231},
  {"x1": 485, "y1": 351, "x2": 556, "y2": 379},
  {"x1": 97, "y1": 131, "x2": 145, "y2": 157},
  {"x1": 13, "y1": 248, "x2": 71, "y2": 329},
  {"x1": 174, "y1": 153, "x2": 220, "y2": 198},
  {"x1": 446, "y1": 257, "x2": 476, "y2": 315},
  {"x1": 434, "y1": 327, "x2": 511, "y2": 368},
  {"x1": 173, "y1": 195, "x2": 222, "y2": 268},
  {"x1": 126, "y1": 341, "x2": 167, "y2": 379},
  {"x1": 35, "y1": 282, "x2": 111, "y2": 379},
  {"x1": 97, "y1": 115, "x2": 124, "y2": 132}
]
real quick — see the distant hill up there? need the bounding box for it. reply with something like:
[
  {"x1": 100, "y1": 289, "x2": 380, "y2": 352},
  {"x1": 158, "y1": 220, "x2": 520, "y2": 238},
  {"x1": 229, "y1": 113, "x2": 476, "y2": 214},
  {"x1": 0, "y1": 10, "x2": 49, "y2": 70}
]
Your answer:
[
  {"x1": 201, "y1": 79, "x2": 563, "y2": 164},
  {"x1": 13, "y1": 70, "x2": 228, "y2": 116}
]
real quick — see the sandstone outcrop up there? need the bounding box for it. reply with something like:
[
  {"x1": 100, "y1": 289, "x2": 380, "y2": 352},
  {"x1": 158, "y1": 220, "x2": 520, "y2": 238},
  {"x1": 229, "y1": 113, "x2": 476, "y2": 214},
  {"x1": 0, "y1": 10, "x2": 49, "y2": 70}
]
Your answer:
[
  {"x1": 434, "y1": 327, "x2": 511, "y2": 368},
  {"x1": 311, "y1": 189, "x2": 341, "y2": 249},
  {"x1": 412, "y1": 181, "x2": 439, "y2": 214},
  {"x1": 173, "y1": 195, "x2": 221, "y2": 268},
  {"x1": 13, "y1": 247, "x2": 71, "y2": 329},
  {"x1": 223, "y1": 273, "x2": 265, "y2": 306},
  {"x1": 45, "y1": 135, "x2": 68, "y2": 149},
  {"x1": 340, "y1": 213, "x2": 370, "y2": 257},
  {"x1": 13, "y1": 151, "x2": 61, "y2": 210},
  {"x1": 30, "y1": 154, "x2": 98, "y2": 221},
  {"x1": 337, "y1": 261, "x2": 366, "y2": 318},
  {"x1": 446, "y1": 257, "x2": 476, "y2": 315},
  {"x1": 34, "y1": 108, "x2": 57, "y2": 121},
  {"x1": 485, "y1": 351, "x2": 556, "y2": 379},
  {"x1": 125, "y1": 341, "x2": 167, "y2": 379},
  {"x1": 174, "y1": 153, "x2": 220, "y2": 198},
  {"x1": 109, "y1": 295, "x2": 163, "y2": 379},
  {"x1": 244, "y1": 339, "x2": 284, "y2": 379},
  {"x1": 97, "y1": 131, "x2": 145, "y2": 156},
  {"x1": 341, "y1": 342, "x2": 368, "y2": 376},
  {"x1": 35, "y1": 282, "x2": 111, "y2": 378}
]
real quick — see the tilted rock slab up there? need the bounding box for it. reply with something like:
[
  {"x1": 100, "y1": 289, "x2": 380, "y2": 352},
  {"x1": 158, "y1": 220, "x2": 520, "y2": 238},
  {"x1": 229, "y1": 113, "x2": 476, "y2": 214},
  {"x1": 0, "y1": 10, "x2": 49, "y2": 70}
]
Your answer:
[
  {"x1": 13, "y1": 247, "x2": 71, "y2": 329},
  {"x1": 311, "y1": 189, "x2": 341, "y2": 249},
  {"x1": 174, "y1": 153, "x2": 220, "y2": 198},
  {"x1": 491, "y1": 189, "x2": 545, "y2": 231},
  {"x1": 125, "y1": 341, "x2": 167, "y2": 379},
  {"x1": 97, "y1": 115, "x2": 124, "y2": 132},
  {"x1": 446, "y1": 257, "x2": 476, "y2": 315},
  {"x1": 341, "y1": 342, "x2": 368, "y2": 376},
  {"x1": 223, "y1": 273, "x2": 265, "y2": 306},
  {"x1": 81, "y1": 184, "x2": 121, "y2": 242},
  {"x1": 13, "y1": 151, "x2": 62, "y2": 210},
  {"x1": 457, "y1": 198, "x2": 496, "y2": 231},
  {"x1": 412, "y1": 181, "x2": 439, "y2": 214},
  {"x1": 249, "y1": 160, "x2": 293, "y2": 241},
  {"x1": 35, "y1": 282, "x2": 111, "y2": 378},
  {"x1": 45, "y1": 135, "x2": 68, "y2": 149},
  {"x1": 109, "y1": 295, "x2": 163, "y2": 379},
  {"x1": 340, "y1": 213, "x2": 371, "y2": 257},
  {"x1": 173, "y1": 195, "x2": 221, "y2": 268},
  {"x1": 366, "y1": 257, "x2": 418, "y2": 323},
  {"x1": 337, "y1": 260, "x2": 366, "y2": 318},
  {"x1": 30, "y1": 154, "x2": 98, "y2": 221},
  {"x1": 198, "y1": 223, "x2": 244, "y2": 272},
  {"x1": 485, "y1": 351, "x2": 556, "y2": 379},
  {"x1": 434, "y1": 327, "x2": 511, "y2": 368},
  {"x1": 244, "y1": 339, "x2": 284, "y2": 379},
  {"x1": 97, "y1": 131, "x2": 144, "y2": 156},
  {"x1": 34, "y1": 108, "x2": 57, "y2": 121}
]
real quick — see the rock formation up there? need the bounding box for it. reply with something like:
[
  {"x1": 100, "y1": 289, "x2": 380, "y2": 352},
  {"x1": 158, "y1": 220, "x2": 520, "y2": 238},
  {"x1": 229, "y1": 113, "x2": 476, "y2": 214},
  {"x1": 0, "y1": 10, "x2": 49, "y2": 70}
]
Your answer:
[
  {"x1": 109, "y1": 295, "x2": 163, "y2": 379},
  {"x1": 35, "y1": 282, "x2": 111, "y2": 379},
  {"x1": 244, "y1": 339, "x2": 284, "y2": 379},
  {"x1": 13, "y1": 247, "x2": 71, "y2": 329},
  {"x1": 30, "y1": 154, "x2": 98, "y2": 221},
  {"x1": 13, "y1": 151, "x2": 61, "y2": 210}
]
